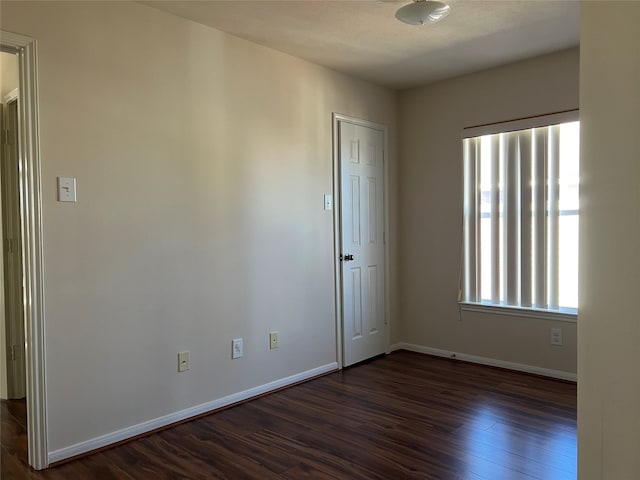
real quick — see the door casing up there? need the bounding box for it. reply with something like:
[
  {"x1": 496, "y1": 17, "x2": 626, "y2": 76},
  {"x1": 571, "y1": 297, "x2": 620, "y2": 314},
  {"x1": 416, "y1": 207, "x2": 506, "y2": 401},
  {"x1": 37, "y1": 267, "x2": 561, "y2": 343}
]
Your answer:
[
  {"x1": 1, "y1": 31, "x2": 48, "y2": 470},
  {"x1": 332, "y1": 113, "x2": 390, "y2": 369}
]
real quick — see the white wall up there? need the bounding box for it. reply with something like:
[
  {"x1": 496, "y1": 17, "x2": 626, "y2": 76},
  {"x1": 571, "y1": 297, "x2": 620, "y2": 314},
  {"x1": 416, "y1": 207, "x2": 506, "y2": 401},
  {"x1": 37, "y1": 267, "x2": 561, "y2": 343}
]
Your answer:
[
  {"x1": 397, "y1": 49, "x2": 579, "y2": 375},
  {"x1": 578, "y1": 3, "x2": 640, "y2": 478},
  {"x1": 0, "y1": 1, "x2": 398, "y2": 456}
]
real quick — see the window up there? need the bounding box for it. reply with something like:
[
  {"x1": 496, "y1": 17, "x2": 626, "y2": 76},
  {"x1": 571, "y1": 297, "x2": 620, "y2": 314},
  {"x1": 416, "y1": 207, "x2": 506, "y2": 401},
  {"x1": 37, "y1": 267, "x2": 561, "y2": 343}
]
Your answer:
[{"x1": 462, "y1": 112, "x2": 579, "y2": 316}]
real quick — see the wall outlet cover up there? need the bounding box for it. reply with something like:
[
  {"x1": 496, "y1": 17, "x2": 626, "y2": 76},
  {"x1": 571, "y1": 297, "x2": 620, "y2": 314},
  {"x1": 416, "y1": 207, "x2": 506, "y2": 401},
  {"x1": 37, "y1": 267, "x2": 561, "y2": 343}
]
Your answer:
[
  {"x1": 550, "y1": 327, "x2": 563, "y2": 346},
  {"x1": 232, "y1": 338, "x2": 243, "y2": 359}
]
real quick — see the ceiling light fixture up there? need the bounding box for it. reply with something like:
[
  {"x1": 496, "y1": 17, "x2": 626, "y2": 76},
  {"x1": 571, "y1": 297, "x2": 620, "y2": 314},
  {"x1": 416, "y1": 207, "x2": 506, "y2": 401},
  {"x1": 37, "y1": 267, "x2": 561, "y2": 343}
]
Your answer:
[{"x1": 395, "y1": 0, "x2": 451, "y2": 26}]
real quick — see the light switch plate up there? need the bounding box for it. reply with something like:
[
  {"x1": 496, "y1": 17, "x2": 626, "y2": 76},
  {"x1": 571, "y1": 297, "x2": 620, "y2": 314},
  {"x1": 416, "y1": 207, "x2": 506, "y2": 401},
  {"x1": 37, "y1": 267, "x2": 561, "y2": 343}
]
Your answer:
[
  {"x1": 324, "y1": 194, "x2": 332, "y2": 211},
  {"x1": 178, "y1": 351, "x2": 190, "y2": 372},
  {"x1": 57, "y1": 177, "x2": 77, "y2": 202},
  {"x1": 269, "y1": 331, "x2": 279, "y2": 349}
]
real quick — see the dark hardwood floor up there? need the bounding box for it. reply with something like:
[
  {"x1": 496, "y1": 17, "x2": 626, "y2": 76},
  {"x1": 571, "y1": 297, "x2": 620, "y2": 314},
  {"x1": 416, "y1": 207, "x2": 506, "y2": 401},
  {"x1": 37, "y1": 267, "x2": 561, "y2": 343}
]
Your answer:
[{"x1": 1, "y1": 351, "x2": 576, "y2": 479}]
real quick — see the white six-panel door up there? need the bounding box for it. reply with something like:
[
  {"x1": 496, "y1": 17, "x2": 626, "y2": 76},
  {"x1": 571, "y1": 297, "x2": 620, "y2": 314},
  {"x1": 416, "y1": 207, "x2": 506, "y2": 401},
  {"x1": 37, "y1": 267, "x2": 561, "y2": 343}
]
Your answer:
[{"x1": 339, "y1": 120, "x2": 386, "y2": 367}]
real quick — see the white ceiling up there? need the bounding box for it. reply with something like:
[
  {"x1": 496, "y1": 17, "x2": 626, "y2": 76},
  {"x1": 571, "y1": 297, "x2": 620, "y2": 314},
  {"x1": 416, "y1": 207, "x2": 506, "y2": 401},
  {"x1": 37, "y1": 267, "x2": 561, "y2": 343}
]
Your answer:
[{"x1": 142, "y1": 0, "x2": 580, "y2": 90}]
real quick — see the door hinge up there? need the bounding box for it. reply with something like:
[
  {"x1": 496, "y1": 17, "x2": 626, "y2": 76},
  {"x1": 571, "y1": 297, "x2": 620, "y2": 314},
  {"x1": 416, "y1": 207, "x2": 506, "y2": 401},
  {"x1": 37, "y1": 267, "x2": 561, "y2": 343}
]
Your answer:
[
  {"x1": 0, "y1": 130, "x2": 7, "y2": 146},
  {"x1": 11, "y1": 344, "x2": 17, "y2": 361}
]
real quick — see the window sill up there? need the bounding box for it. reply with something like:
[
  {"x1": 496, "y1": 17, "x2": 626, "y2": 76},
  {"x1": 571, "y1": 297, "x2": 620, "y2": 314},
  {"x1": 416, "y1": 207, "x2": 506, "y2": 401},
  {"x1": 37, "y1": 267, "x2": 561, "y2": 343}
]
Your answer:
[{"x1": 459, "y1": 302, "x2": 577, "y2": 323}]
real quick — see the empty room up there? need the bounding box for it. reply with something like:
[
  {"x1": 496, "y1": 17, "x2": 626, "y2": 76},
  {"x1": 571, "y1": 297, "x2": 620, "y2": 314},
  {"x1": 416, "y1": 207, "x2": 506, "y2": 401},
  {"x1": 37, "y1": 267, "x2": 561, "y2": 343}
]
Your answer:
[{"x1": 1, "y1": 1, "x2": 639, "y2": 479}]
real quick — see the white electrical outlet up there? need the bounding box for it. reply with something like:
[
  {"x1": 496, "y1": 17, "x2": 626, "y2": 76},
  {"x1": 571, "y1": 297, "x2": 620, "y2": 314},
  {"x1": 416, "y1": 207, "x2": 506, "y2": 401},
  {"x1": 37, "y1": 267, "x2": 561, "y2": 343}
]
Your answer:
[
  {"x1": 178, "y1": 351, "x2": 190, "y2": 372},
  {"x1": 232, "y1": 338, "x2": 243, "y2": 359},
  {"x1": 550, "y1": 327, "x2": 563, "y2": 346},
  {"x1": 269, "y1": 331, "x2": 279, "y2": 349}
]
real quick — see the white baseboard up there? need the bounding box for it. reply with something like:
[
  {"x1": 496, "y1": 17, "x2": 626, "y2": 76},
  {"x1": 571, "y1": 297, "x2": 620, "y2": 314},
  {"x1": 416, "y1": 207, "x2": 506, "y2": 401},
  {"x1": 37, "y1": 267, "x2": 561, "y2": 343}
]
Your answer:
[
  {"x1": 48, "y1": 362, "x2": 338, "y2": 464},
  {"x1": 389, "y1": 343, "x2": 576, "y2": 382}
]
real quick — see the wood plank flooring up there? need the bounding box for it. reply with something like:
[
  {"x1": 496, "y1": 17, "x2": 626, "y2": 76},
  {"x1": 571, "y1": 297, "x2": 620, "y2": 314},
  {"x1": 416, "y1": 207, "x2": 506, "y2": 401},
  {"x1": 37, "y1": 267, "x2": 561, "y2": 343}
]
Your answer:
[{"x1": 1, "y1": 351, "x2": 576, "y2": 479}]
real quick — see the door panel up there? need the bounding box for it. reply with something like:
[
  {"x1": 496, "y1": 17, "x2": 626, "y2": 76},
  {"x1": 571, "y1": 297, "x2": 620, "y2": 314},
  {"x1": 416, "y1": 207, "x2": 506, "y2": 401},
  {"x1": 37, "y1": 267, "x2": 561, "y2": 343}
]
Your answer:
[
  {"x1": 348, "y1": 267, "x2": 362, "y2": 340},
  {"x1": 1, "y1": 98, "x2": 26, "y2": 399},
  {"x1": 340, "y1": 121, "x2": 386, "y2": 366}
]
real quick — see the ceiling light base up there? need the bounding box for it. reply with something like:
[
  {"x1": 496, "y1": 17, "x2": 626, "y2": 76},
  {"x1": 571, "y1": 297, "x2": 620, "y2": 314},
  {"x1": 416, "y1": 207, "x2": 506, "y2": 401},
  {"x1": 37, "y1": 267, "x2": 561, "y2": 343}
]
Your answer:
[{"x1": 395, "y1": 0, "x2": 451, "y2": 26}]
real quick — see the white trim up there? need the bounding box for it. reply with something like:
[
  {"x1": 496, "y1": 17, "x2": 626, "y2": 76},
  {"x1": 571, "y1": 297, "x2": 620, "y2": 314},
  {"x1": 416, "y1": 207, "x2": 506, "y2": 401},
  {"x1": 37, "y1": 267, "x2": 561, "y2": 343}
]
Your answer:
[
  {"x1": 460, "y1": 302, "x2": 577, "y2": 323},
  {"x1": 389, "y1": 343, "x2": 577, "y2": 382},
  {"x1": 332, "y1": 115, "x2": 343, "y2": 368},
  {"x1": 462, "y1": 110, "x2": 579, "y2": 139},
  {"x1": 1, "y1": 31, "x2": 34, "y2": 51},
  {"x1": 4, "y1": 88, "x2": 18, "y2": 104},
  {"x1": 48, "y1": 362, "x2": 338, "y2": 464},
  {"x1": 332, "y1": 113, "x2": 390, "y2": 368},
  {"x1": 1, "y1": 30, "x2": 48, "y2": 470}
]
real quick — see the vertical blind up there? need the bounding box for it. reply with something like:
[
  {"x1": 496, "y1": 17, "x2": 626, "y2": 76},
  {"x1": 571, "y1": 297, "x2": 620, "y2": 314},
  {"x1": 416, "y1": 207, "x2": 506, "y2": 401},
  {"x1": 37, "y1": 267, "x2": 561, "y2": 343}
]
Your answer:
[{"x1": 462, "y1": 111, "x2": 579, "y2": 312}]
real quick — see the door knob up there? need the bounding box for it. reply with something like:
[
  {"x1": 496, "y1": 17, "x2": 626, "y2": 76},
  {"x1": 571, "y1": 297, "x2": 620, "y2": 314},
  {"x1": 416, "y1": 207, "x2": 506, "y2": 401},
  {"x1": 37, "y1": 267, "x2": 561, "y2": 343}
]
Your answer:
[{"x1": 342, "y1": 254, "x2": 354, "y2": 261}]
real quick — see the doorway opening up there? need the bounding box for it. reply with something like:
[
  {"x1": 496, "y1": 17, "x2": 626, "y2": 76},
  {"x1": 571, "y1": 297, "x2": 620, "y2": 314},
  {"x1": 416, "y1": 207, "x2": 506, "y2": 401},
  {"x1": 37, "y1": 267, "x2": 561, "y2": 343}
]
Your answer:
[
  {"x1": 1, "y1": 52, "x2": 26, "y2": 402},
  {"x1": 1, "y1": 50, "x2": 29, "y2": 478}
]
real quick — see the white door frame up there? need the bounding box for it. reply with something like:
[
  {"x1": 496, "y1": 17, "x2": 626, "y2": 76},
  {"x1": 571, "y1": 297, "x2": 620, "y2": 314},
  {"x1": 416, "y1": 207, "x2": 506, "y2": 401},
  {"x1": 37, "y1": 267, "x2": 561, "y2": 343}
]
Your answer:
[
  {"x1": 332, "y1": 113, "x2": 390, "y2": 369},
  {"x1": 1, "y1": 30, "x2": 48, "y2": 470}
]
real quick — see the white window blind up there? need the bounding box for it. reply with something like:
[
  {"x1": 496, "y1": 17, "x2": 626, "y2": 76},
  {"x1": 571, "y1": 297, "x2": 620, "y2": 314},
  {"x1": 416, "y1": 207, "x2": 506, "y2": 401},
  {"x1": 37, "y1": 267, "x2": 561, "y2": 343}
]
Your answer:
[{"x1": 462, "y1": 111, "x2": 579, "y2": 314}]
